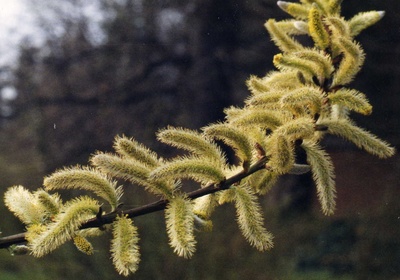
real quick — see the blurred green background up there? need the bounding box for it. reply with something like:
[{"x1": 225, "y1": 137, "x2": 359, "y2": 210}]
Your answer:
[{"x1": 0, "y1": 0, "x2": 399, "y2": 279}]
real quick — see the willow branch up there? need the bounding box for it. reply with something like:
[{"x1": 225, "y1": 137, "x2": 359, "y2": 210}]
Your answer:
[{"x1": 0, "y1": 156, "x2": 268, "y2": 249}]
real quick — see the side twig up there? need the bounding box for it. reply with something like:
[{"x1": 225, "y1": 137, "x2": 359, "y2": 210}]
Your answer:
[{"x1": 0, "y1": 156, "x2": 268, "y2": 249}]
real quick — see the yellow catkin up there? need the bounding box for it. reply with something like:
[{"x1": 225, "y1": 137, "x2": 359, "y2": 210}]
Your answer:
[
  {"x1": 321, "y1": 119, "x2": 395, "y2": 158},
  {"x1": 265, "y1": 19, "x2": 303, "y2": 52},
  {"x1": 328, "y1": 88, "x2": 372, "y2": 115},
  {"x1": 29, "y1": 196, "x2": 100, "y2": 257},
  {"x1": 165, "y1": 196, "x2": 196, "y2": 258},
  {"x1": 301, "y1": 140, "x2": 336, "y2": 215},
  {"x1": 277, "y1": 1, "x2": 310, "y2": 20},
  {"x1": 150, "y1": 156, "x2": 225, "y2": 185},
  {"x1": 111, "y1": 215, "x2": 140, "y2": 276},
  {"x1": 73, "y1": 235, "x2": 94, "y2": 255},
  {"x1": 328, "y1": 0, "x2": 342, "y2": 15},
  {"x1": 268, "y1": 135, "x2": 294, "y2": 174},
  {"x1": 114, "y1": 135, "x2": 159, "y2": 168},
  {"x1": 203, "y1": 123, "x2": 253, "y2": 166},
  {"x1": 44, "y1": 166, "x2": 121, "y2": 211},
  {"x1": 157, "y1": 127, "x2": 225, "y2": 165},
  {"x1": 308, "y1": 5, "x2": 330, "y2": 50},
  {"x1": 349, "y1": 11, "x2": 385, "y2": 37},
  {"x1": 233, "y1": 185, "x2": 274, "y2": 251},
  {"x1": 4, "y1": 186, "x2": 46, "y2": 225}
]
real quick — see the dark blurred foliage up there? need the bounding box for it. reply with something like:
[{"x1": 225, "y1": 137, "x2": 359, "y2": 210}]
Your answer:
[{"x1": 0, "y1": 0, "x2": 399, "y2": 279}]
